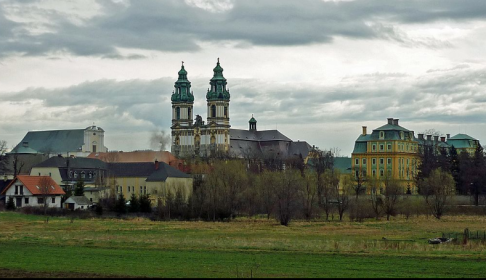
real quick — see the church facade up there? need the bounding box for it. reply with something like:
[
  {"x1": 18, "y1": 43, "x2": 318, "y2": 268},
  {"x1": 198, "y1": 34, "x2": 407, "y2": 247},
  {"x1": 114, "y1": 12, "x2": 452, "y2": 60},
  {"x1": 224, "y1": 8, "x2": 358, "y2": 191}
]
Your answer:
[
  {"x1": 170, "y1": 59, "x2": 313, "y2": 161},
  {"x1": 171, "y1": 59, "x2": 230, "y2": 158}
]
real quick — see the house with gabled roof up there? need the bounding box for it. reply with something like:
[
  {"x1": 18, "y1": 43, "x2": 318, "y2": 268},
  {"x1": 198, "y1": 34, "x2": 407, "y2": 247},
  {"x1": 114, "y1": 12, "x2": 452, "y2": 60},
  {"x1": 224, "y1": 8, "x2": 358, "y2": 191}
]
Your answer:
[
  {"x1": 107, "y1": 160, "x2": 192, "y2": 204},
  {"x1": 64, "y1": 195, "x2": 92, "y2": 210},
  {"x1": 1, "y1": 175, "x2": 65, "y2": 208}
]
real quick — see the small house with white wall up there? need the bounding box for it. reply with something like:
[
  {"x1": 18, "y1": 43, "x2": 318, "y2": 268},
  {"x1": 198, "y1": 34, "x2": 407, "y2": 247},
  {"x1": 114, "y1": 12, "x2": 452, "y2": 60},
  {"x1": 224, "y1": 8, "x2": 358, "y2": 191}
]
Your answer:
[
  {"x1": 0, "y1": 175, "x2": 65, "y2": 208},
  {"x1": 64, "y1": 196, "x2": 92, "y2": 210}
]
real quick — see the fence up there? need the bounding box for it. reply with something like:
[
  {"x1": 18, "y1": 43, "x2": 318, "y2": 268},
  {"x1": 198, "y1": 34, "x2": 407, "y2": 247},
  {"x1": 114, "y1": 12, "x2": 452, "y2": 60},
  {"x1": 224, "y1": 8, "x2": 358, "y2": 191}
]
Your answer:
[{"x1": 442, "y1": 228, "x2": 486, "y2": 242}]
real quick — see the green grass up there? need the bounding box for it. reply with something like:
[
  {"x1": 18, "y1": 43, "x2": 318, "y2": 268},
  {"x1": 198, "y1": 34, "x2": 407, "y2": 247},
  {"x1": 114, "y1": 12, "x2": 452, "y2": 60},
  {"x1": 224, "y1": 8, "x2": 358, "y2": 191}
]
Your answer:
[{"x1": 1, "y1": 212, "x2": 486, "y2": 277}]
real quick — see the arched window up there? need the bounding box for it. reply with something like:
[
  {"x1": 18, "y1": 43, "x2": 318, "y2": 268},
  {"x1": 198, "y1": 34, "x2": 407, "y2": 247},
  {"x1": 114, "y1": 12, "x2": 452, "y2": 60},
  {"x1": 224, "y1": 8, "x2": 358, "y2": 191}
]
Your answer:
[
  {"x1": 176, "y1": 107, "x2": 181, "y2": 120},
  {"x1": 211, "y1": 105, "x2": 216, "y2": 118},
  {"x1": 188, "y1": 107, "x2": 191, "y2": 119}
]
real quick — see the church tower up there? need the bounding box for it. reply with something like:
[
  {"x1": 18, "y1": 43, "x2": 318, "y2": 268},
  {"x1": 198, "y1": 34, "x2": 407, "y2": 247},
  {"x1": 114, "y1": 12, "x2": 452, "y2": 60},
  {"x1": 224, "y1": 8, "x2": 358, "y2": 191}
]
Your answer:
[
  {"x1": 205, "y1": 58, "x2": 231, "y2": 154},
  {"x1": 171, "y1": 62, "x2": 195, "y2": 157}
]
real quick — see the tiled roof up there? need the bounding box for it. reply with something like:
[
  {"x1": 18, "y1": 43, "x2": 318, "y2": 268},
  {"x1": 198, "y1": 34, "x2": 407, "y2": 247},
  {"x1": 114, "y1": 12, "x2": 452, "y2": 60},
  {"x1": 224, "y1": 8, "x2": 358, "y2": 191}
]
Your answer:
[
  {"x1": 10, "y1": 129, "x2": 85, "y2": 154},
  {"x1": 87, "y1": 151, "x2": 179, "y2": 164},
  {"x1": 1, "y1": 175, "x2": 65, "y2": 195},
  {"x1": 107, "y1": 162, "x2": 191, "y2": 181}
]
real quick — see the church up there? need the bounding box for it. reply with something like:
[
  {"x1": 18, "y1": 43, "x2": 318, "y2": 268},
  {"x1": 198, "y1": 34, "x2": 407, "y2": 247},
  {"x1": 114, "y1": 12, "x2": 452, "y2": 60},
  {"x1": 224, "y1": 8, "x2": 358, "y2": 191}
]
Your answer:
[{"x1": 170, "y1": 59, "x2": 312, "y2": 161}]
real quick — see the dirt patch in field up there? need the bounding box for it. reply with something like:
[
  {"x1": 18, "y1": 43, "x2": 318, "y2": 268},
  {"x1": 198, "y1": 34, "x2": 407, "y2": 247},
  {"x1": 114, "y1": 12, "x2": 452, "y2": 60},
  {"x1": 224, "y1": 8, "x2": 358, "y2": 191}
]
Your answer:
[{"x1": 0, "y1": 268, "x2": 143, "y2": 278}]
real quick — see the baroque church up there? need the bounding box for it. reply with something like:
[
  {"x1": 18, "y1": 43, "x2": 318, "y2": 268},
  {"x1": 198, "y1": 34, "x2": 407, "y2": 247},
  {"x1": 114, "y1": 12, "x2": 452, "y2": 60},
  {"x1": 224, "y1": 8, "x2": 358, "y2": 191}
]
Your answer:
[{"x1": 170, "y1": 59, "x2": 312, "y2": 161}]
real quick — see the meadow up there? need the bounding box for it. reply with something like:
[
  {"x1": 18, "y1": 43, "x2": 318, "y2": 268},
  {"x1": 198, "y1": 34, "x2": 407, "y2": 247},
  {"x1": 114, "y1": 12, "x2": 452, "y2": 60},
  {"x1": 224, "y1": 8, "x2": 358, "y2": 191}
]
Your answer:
[{"x1": 1, "y1": 211, "x2": 486, "y2": 278}]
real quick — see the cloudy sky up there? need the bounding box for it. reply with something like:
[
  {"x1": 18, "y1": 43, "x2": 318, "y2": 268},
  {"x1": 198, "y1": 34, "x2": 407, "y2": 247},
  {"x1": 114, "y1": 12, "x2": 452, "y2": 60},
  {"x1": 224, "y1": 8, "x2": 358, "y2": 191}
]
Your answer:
[{"x1": 1, "y1": 0, "x2": 486, "y2": 156}]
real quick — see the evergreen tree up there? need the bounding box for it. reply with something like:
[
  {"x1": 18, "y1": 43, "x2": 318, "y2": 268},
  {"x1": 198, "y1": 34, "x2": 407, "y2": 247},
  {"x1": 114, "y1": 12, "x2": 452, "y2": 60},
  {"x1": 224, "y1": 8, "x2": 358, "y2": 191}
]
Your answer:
[
  {"x1": 115, "y1": 193, "x2": 127, "y2": 215},
  {"x1": 449, "y1": 146, "x2": 462, "y2": 194},
  {"x1": 139, "y1": 194, "x2": 152, "y2": 213},
  {"x1": 74, "y1": 179, "x2": 85, "y2": 196},
  {"x1": 471, "y1": 145, "x2": 486, "y2": 206},
  {"x1": 128, "y1": 192, "x2": 140, "y2": 213},
  {"x1": 6, "y1": 196, "x2": 16, "y2": 211}
]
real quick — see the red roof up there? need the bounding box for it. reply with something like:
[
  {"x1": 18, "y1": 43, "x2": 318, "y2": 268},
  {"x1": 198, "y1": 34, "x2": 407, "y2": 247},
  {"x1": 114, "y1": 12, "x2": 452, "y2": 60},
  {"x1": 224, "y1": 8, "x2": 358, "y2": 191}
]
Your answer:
[{"x1": 1, "y1": 175, "x2": 65, "y2": 195}]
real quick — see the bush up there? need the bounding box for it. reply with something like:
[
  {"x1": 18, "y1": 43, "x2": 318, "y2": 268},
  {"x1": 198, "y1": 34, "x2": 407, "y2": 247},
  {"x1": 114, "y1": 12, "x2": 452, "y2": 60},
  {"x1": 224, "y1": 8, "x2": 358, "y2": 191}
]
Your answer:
[{"x1": 6, "y1": 197, "x2": 15, "y2": 211}]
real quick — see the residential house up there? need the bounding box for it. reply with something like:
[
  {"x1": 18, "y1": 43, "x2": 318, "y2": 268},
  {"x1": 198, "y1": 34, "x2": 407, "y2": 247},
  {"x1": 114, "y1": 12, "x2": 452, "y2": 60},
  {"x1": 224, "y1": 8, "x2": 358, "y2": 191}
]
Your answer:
[
  {"x1": 1, "y1": 175, "x2": 65, "y2": 208},
  {"x1": 64, "y1": 196, "x2": 92, "y2": 210}
]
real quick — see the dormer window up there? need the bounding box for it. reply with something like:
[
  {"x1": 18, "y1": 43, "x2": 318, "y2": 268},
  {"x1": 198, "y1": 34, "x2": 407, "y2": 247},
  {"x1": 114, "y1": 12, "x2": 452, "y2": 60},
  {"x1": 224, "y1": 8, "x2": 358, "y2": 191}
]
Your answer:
[
  {"x1": 379, "y1": 131, "x2": 385, "y2": 139},
  {"x1": 74, "y1": 171, "x2": 78, "y2": 179},
  {"x1": 400, "y1": 131, "x2": 404, "y2": 140}
]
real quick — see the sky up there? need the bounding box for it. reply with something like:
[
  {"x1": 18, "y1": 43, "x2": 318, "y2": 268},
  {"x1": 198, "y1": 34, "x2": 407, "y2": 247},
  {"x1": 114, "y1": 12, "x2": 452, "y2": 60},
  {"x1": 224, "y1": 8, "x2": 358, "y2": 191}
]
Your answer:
[{"x1": 1, "y1": 0, "x2": 486, "y2": 156}]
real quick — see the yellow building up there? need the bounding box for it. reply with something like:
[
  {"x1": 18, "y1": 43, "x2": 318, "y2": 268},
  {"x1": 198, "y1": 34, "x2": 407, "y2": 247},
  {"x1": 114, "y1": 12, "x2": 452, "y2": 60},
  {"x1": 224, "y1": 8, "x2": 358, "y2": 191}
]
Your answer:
[{"x1": 351, "y1": 118, "x2": 419, "y2": 194}]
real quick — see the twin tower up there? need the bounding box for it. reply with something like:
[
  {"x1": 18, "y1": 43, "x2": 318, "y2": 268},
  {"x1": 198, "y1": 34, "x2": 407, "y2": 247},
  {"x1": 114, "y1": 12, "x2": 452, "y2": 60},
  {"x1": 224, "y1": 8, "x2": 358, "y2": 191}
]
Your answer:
[{"x1": 170, "y1": 59, "x2": 231, "y2": 158}]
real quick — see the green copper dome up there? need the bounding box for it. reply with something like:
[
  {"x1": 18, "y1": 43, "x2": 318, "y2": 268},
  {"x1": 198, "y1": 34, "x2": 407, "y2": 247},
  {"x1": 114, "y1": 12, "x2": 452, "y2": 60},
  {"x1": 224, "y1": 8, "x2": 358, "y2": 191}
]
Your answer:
[
  {"x1": 206, "y1": 58, "x2": 230, "y2": 101},
  {"x1": 249, "y1": 116, "x2": 257, "y2": 123},
  {"x1": 171, "y1": 62, "x2": 194, "y2": 103}
]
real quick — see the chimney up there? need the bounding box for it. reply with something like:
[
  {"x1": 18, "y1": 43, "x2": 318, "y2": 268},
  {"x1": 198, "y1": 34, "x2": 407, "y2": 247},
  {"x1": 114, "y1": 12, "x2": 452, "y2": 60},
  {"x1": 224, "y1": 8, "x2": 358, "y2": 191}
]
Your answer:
[
  {"x1": 155, "y1": 160, "x2": 159, "y2": 170},
  {"x1": 441, "y1": 136, "x2": 446, "y2": 142},
  {"x1": 447, "y1": 134, "x2": 450, "y2": 139},
  {"x1": 427, "y1": 135, "x2": 432, "y2": 141},
  {"x1": 387, "y1": 118, "x2": 393, "y2": 125},
  {"x1": 362, "y1": 126, "x2": 367, "y2": 136},
  {"x1": 433, "y1": 136, "x2": 439, "y2": 142},
  {"x1": 393, "y1": 119, "x2": 399, "y2": 126},
  {"x1": 418, "y1": 134, "x2": 424, "y2": 140}
]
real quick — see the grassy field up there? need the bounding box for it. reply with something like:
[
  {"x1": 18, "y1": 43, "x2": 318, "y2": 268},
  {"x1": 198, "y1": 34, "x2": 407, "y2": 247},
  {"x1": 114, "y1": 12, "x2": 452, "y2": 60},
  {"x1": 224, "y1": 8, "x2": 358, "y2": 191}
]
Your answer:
[{"x1": 1, "y1": 212, "x2": 486, "y2": 278}]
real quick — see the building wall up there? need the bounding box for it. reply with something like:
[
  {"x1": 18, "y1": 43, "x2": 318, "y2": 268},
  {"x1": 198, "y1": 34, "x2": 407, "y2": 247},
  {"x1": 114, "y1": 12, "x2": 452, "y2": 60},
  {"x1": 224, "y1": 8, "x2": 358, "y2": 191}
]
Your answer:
[
  {"x1": 4, "y1": 182, "x2": 62, "y2": 208},
  {"x1": 29, "y1": 167, "x2": 63, "y2": 186}
]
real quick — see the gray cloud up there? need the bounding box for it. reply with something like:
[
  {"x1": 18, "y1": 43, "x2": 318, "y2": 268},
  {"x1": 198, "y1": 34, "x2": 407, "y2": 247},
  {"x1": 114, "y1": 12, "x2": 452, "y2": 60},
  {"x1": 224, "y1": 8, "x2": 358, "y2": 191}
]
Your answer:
[{"x1": 1, "y1": 0, "x2": 486, "y2": 58}]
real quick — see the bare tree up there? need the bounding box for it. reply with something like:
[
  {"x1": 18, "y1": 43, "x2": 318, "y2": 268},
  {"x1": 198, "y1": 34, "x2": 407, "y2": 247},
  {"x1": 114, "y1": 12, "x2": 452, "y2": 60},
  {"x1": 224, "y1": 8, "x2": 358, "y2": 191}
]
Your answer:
[
  {"x1": 368, "y1": 176, "x2": 383, "y2": 220},
  {"x1": 333, "y1": 170, "x2": 352, "y2": 221},
  {"x1": 11, "y1": 154, "x2": 26, "y2": 178},
  {"x1": 150, "y1": 130, "x2": 171, "y2": 151},
  {"x1": 274, "y1": 169, "x2": 303, "y2": 226},
  {"x1": 321, "y1": 169, "x2": 338, "y2": 221},
  {"x1": 38, "y1": 177, "x2": 54, "y2": 220},
  {"x1": 258, "y1": 171, "x2": 278, "y2": 219},
  {"x1": 299, "y1": 169, "x2": 318, "y2": 220},
  {"x1": 0, "y1": 140, "x2": 8, "y2": 171},
  {"x1": 381, "y1": 176, "x2": 402, "y2": 221},
  {"x1": 423, "y1": 168, "x2": 455, "y2": 219}
]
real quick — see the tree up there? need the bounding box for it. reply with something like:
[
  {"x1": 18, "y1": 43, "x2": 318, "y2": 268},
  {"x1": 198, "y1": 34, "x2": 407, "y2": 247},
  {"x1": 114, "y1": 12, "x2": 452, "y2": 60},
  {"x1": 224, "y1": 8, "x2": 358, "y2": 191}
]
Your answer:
[
  {"x1": 274, "y1": 169, "x2": 303, "y2": 226},
  {"x1": 299, "y1": 170, "x2": 318, "y2": 220},
  {"x1": 139, "y1": 194, "x2": 152, "y2": 213},
  {"x1": 74, "y1": 179, "x2": 85, "y2": 196},
  {"x1": 0, "y1": 140, "x2": 8, "y2": 171},
  {"x1": 471, "y1": 145, "x2": 486, "y2": 206},
  {"x1": 128, "y1": 193, "x2": 140, "y2": 213},
  {"x1": 115, "y1": 193, "x2": 127, "y2": 216},
  {"x1": 334, "y1": 172, "x2": 352, "y2": 221},
  {"x1": 258, "y1": 171, "x2": 278, "y2": 219},
  {"x1": 307, "y1": 147, "x2": 334, "y2": 217},
  {"x1": 449, "y1": 146, "x2": 462, "y2": 194},
  {"x1": 423, "y1": 168, "x2": 455, "y2": 219},
  {"x1": 369, "y1": 176, "x2": 383, "y2": 220},
  {"x1": 381, "y1": 176, "x2": 402, "y2": 221},
  {"x1": 150, "y1": 130, "x2": 171, "y2": 151},
  {"x1": 321, "y1": 169, "x2": 339, "y2": 221},
  {"x1": 6, "y1": 196, "x2": 16, "y2": 211},
  {"x1": 38, "y1": 177, "x2": 54, "y2": 217}
]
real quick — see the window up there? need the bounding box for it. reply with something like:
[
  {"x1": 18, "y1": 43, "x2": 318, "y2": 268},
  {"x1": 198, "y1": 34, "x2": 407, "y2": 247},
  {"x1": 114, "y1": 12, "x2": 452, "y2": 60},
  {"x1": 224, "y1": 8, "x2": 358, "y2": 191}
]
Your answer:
[
  {"x1": 380, "y1": 170, "x2": 384, "y2": 177},
  {"x1": 81, "y1": 206, "x2": 84, "y2": 209},
  {"x1": 387, "y1": 158, "x2": 392, "y2": 165},
  {"x1": 14, "y1": 185, "x2": 19, "y2": 195},
  {"x1": 144, "y1": 186, "x2": 147, "y2": 194},
  {"x1": 372, "y1": 144, "x2": 376, "y2": 151},
  {"x1": 379, "y1": 158, "x2": 384, "y2": 165},
  {"x1": 188, "y1": 107, "x2": 192, "y2": 119},
  {"x1": 127, "y1": 186, "x2": 130, "y2": 192},
  {"x1": 74, "y1": 171, "x2": 78, "y2": 179},
  {"x1": 379, "y1": 131, "x2": 384, "y2": 139},
  {"x1": 380, "y1": 144, "x2": 384, "y2": 151},
  {"x1": 176, "y1": 107, "x2": 181, "y2": 120},
  {"x1": 400, "y1": 132, "x2": 404, "y2": 140},
  {"x1": 355, "y1": 170, "x2": 359, "y2": 178},
  {"x1": 211, "y1": 105, "x2": 216, "y2": 118},
  {"x1": 140, "y1": 186, "x2": 143, "y2": 194},
  {"x1": 224, "y1": 106, "x2": 228, "y2": 118},
  {"x1": 51, "y1": 197, "x2": 55, "y2": 203},
  {"x1": 362, "y1": 158, "x2": 367, "y2": 165},
  {"x1": 81, "y1": 171, "x2": 85, "y2": 179},
  {"x1": 89, "y1": 172, "x2": 93, "y2": 179},
  {"x1": 24, "y1": 198, "x2": 29, "y2": 204},
  {"x1": 387, "y1": 144, "x2": 392, "y2": 151},
  {"x1": 372, "y1": 158, "x2": 376, "y2": 165},
  {"x1": 38, "y1": 197, "x2": 44, "y2": 204},
  {"x1": 372, "y1": 170, "x2": 376, "y2": 177},
  {"x1": 49, "y1": 172, "x2": 51, "y2": 177},
  {"x1": 355, "y1": 158, "x2": 359, "y2": 165},
  {"x1": 69, "y1": 171, "x2": 73, "y2": 178}
]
